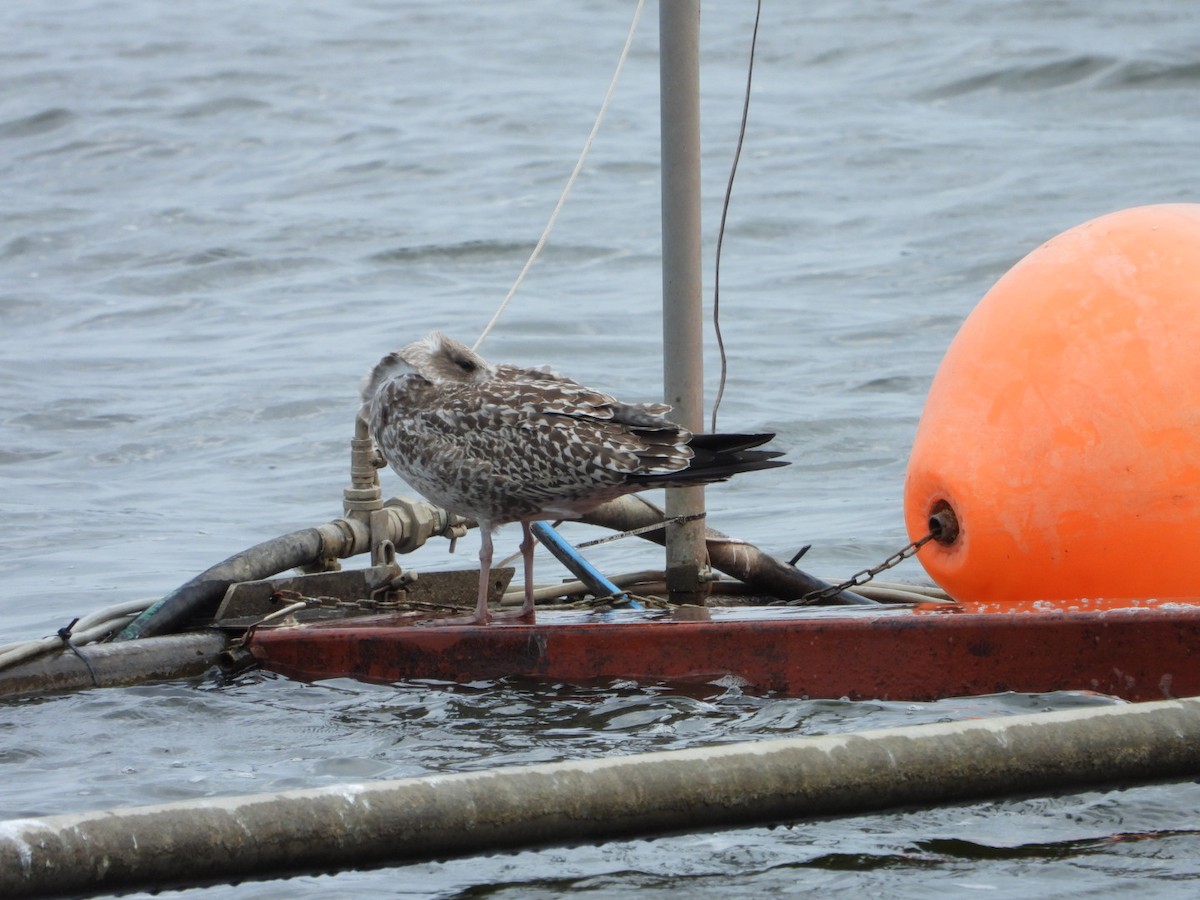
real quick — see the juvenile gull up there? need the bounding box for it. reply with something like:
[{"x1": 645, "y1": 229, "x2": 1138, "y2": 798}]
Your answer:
[{"x1": 361, "y1": 332, "x2": 788, "y2": 624}]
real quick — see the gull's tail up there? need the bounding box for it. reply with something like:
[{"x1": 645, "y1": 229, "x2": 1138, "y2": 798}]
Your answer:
[{"x1": 631, "y1": 432, "x2": 788, "y2": 486}]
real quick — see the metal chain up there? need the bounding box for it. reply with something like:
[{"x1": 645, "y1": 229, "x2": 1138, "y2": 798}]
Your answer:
[{"x1": 796, "y1": 531, "x2": 936, "y2": 605}]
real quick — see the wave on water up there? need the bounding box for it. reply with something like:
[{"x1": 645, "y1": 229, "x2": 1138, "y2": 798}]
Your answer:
[{"x1": 0, "y1": 107, "x2": 74, "y2": 139}]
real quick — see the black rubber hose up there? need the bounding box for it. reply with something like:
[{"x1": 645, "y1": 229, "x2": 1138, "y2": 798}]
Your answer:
[
  {"x1": 113, "y1": 529, "x2": 329, "y2": 641},
  {"x1": 580, "y1": 496, "x2": 877, "y2": 605}
]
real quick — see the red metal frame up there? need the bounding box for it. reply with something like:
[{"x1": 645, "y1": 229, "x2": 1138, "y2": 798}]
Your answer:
[{"x1": 246, "y1": 599, "x2": 1200, "y2": 702}]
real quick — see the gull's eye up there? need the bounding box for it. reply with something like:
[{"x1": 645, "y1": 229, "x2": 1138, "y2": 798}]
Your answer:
[{"x1": 456, "y1": 356, "x2": 478, "y2": 373}]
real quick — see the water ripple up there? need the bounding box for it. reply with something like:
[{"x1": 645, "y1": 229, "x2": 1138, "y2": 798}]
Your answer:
[
  {"x1": 0, "y1": 108, "x2": 74, "y2": 139},
  {"x1": 922, "y1": 55, "x2": 1117, "y2": 98}
]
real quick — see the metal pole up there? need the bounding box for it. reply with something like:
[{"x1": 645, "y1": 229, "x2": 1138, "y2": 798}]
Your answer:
[{"x1": 660, "y1": 0, "x2": 708, "y2": 604}]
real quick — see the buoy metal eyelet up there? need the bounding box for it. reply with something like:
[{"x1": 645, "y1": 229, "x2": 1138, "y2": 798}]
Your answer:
[{"x1": 928, "y1": 500, "x2": 960, "y2": 546}]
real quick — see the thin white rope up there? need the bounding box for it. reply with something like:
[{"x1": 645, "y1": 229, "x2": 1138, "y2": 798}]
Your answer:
[
  {"x1": 473, "y1": 0, "x2": 646, "y2": 352},
  {"x1": 0, "y1": 598, "x2": 152, "y2": 671}
]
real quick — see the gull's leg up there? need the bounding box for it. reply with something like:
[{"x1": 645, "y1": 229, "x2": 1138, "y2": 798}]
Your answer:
[
  {"x1": 490, "y1": 521, "x2": 537, "y2": 622},
  {"x1": 473, "y1": 526, "x2": 494, "y2": 624},
  {"x1": 419, "y1": 525, "x2": 495, "y2": 626},
  {"x1": 518, "y1": 520, "x2": 536, "y2": 620}
]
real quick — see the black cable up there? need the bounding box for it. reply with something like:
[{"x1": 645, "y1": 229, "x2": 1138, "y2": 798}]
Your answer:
[
  {"x1": 711, "y1": 0, "x2": 764, "y2": 433},
  {"x1": 58, "y1": 617, "x2": 101, "y2": 686}
]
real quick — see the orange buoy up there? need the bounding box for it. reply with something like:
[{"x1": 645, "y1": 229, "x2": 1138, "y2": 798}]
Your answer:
[{"x1": 904, "y1": 204, "x2": 1200, "y2": 602}]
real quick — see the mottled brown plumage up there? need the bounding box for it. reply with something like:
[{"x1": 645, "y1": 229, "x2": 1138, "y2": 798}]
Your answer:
[{"x1": 362, "y1": 332, "x2": 786, "y2": 624}]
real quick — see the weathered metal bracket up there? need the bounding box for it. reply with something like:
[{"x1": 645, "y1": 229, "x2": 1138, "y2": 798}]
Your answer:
[{"x1": 213, "y1": 565, "x2": 514, "y2": 628}]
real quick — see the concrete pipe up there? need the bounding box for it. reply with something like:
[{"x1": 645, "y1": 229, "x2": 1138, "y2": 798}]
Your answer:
[{"x1": 4, "y1": 697, "x2": 1200, "y2": 897}]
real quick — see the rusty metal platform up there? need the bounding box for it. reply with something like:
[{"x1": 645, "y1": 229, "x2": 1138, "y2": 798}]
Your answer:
[{"x1": 245, "y1": 597, "x2": 1200, "y2": 702}]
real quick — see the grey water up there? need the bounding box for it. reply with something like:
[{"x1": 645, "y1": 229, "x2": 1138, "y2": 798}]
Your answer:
[{"x1": 3, "y1": 0, "x2": 1200, "y2": 895}]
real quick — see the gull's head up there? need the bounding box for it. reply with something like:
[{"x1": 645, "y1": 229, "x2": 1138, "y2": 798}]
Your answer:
[
  {"x1": 361, "y1": 332, "x2": 495, "y2": 408},
  {"x1": 399, "y1": 332, "x2": 495, "y2": 384}
]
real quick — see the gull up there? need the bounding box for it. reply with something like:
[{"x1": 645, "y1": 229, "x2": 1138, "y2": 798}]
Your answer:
[{"x1": 361, "y1": 332, "x2": 787, "y2": 624}]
